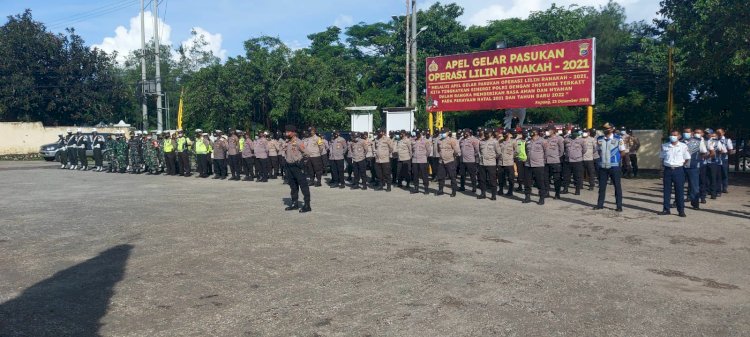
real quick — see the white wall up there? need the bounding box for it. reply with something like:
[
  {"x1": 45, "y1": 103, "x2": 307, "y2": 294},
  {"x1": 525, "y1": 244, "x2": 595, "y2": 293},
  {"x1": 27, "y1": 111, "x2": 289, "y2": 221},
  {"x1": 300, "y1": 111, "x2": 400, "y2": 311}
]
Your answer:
[
  {"x1": 385, "y1": 111, "x2": 414, "y2": 132},
  {"x1": 0, "y1": 122, "x2": 128, "y2": 155}
]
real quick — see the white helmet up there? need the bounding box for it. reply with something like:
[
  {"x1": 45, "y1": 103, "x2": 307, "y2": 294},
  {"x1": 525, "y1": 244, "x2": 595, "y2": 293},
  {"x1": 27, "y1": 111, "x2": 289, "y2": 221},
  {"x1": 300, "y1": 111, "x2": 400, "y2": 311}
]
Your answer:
[
  {"x1": 91, "y1": 128, "x2": 97, "y2": 133},
  {"x1": 76, "y1": 128, "x2": 82, "y2": 133},
  {"x1": 66, "y1": 128, "x2": 72, "y2": 133}
]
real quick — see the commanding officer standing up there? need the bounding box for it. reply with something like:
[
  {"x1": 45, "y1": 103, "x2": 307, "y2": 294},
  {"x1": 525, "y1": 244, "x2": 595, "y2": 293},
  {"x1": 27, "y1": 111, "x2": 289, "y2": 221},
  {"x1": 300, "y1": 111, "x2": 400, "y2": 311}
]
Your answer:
[
  {"x1": 659, "y1": 130, "x2": 691, "y2": 217},
  {"x1": 594, "y1": 122, "x2": 626, "y2": 212},
  {"x1": 544, "y1": 125, "x2": 564, "y2": 199},
  {"x1": 282, "y1": 125, "x2": 312, "y2": 213},
  {"x1": 396, "y1": 130, "x2": 413, "y2": 188},
  {"x1": 328, "y1": 130, "x2": 347, "y2": 188},
  {"x1": 436, "y1": 129, "x2": 461, "y2": 197},
  {"x1": 478, "y1": 128, "x2": 501, "y2": 200},
  {"x1": 374, "y1": 129, "x2": 395, "y2": 191},
  {"x1": 350, "y1": 132, "x2": 369, "y2": 190},
  {"x1": 524, "y1": 129, "x2": 547, "y2": 205},
  {"x1": 458, "y1": 129, "x2": 480, "y2": 193},
  {"x1": 497, "y1": 130, "x2": 517, "y2": 197},
  {"x1": 410, "y1": 130, "x2": 432, "y2": 194},
  {"x1": 176, "y1": 130, "x2": 192, "y2": 177}
]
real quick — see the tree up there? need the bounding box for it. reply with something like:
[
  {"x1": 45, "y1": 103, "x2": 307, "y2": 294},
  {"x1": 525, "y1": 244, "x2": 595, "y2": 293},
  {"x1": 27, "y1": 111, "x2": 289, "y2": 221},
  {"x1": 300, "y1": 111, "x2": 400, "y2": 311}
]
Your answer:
[{"x1": 0, "y1": 10, "x2": 128, "y2": 125}]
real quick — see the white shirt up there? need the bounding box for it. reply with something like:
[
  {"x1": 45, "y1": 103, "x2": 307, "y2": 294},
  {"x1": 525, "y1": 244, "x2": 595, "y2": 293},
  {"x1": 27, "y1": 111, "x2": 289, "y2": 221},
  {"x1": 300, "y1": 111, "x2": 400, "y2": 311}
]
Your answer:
[
  {"x1": 719, "y1": 137, "x2": 733, "y2": 159},
  {"x1": 660, "y1": 141, "x2": 690, "y2": 167}
]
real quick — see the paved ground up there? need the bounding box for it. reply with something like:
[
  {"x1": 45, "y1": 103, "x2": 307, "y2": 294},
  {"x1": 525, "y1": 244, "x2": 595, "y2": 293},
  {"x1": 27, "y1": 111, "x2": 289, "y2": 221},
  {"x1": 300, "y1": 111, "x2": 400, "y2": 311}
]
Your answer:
[{"x1": 0, "y1": 161, "x2": 748, "y2": 337}]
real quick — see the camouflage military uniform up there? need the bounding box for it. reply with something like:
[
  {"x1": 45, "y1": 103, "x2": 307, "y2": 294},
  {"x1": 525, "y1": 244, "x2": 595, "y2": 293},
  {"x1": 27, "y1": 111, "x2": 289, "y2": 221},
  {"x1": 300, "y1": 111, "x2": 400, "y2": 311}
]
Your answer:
[
  {"x1": 143, "y1": 139, "x2": 155, "y2": 173},
  {"x1": 105, "y1": 137, "x2": 116, "y2": 172},
  {"x1": 115, "y1": 138, "x2": 128, "y2": 172},
  {"x1": 128, "y1": 137, "x2": 142, "y2": 173}
]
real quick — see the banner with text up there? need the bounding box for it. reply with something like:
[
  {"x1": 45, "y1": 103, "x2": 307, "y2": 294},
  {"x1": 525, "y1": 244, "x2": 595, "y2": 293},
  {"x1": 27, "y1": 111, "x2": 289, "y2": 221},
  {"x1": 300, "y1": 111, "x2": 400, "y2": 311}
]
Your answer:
[{"x1": 425, "y1": 38, "x2": 595, "y2": 112}]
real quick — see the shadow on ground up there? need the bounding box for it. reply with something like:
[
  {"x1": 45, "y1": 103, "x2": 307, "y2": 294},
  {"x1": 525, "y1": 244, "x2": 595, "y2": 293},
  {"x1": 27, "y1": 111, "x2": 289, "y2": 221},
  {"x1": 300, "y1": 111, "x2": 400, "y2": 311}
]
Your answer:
[{"x1": 0, "y1": 244, "x2": 132, "y2": 337}]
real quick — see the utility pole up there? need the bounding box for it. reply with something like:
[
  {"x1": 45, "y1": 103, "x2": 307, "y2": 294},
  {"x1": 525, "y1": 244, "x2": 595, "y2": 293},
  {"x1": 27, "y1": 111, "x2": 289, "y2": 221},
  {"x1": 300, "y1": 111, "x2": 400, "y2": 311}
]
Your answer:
[
  {"x1": 409, "y1": 0, "x2": 417, "y2": 108},
  {"x1": 153, "y1": 0, "x2": 163, "y2": 132},
  {"x1": 404, "y1": 0, "x2": 410, "y2": 107},
  {"x1": 667, "y1": 44, "x2": 674, "y2": 132},
  {"x1": 140, "y1": 0, "x2": 148, "y2": 131}
]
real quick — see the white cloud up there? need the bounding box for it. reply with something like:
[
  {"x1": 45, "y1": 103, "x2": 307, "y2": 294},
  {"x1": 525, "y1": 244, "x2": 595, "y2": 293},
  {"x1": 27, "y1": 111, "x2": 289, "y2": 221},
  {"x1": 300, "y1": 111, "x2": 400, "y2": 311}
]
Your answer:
[
  {"x1": 92, "y1": 11, "x2": 172, "y2": 64},
  {"x1": 179, "y1": 27, "x2": 228, "y2": 61},
  {"x1": 286, "y1": 40, "x2": 309, "y2": 51},
  {"x1": 93, "y1": 11, "x2": 226, "y2": 65},
  {"x1": 334, "y1": 14, "x2": 354, "y2": 28},
  {"x1": 420, "y1": 0, "x2": 659, "y2": 26}
]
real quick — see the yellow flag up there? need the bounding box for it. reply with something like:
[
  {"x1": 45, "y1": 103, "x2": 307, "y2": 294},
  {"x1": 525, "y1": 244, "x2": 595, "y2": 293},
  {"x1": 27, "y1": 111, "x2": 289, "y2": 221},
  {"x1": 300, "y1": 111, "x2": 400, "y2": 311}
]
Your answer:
[{"x1": 177, "y1": 88, "x2": 184, "y2": 130}]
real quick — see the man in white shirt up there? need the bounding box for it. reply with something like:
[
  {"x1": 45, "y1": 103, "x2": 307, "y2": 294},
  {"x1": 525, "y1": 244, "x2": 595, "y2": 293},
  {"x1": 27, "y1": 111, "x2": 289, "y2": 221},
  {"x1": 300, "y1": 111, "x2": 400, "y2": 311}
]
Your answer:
[
  {"x1": 659, "y1": 130, "x2": 691, "y2": 217},
  {"x1": 683, "y1": 128, "x2": 707, "y2": 209},
  {"x1": 716, "y1": 128, "x2": 733, "y2": 193}
]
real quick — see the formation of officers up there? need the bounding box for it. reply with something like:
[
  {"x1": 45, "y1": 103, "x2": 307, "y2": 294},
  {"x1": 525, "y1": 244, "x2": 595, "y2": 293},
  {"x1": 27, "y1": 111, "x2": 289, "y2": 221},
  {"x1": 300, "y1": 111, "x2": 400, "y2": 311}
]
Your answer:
[{"x1": 59, "y1": 121, "x2": 691, "y2": 215}]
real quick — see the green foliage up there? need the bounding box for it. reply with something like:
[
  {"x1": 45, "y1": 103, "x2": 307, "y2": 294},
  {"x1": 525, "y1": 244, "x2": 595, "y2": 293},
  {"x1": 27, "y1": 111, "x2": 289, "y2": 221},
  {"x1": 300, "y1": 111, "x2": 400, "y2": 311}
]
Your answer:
[
  {"x1": 0, "y1": 10, "x2": 130, "y2": 125},
  {"x1": 2, "y1": 1, "x2": 748, "y2": 134}
]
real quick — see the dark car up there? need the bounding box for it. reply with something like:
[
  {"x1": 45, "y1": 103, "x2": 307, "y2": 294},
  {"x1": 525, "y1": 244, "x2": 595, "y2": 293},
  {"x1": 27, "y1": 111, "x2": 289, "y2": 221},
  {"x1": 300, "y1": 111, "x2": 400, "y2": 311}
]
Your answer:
[{"x1": 39, "y1": 133, "x2": 112, "y2": 162}]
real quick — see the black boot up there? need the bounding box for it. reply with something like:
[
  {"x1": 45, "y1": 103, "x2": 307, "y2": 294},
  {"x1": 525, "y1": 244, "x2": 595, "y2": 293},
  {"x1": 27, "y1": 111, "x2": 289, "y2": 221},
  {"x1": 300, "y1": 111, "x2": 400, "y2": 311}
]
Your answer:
[
  {"x1": 523, "y1": 194, "x2": 532, "y2": 203},
  {"x1": 299, "y1": 203, "x2": 311, "y2": 213},
  {"x1": 386, "y1": 184, "x2": 391, "y2": 192},
  {"x1": 450, "y1": 190, "x2": 456, "y2": 197},
  {"x1": 490, "y1": 189, "x2": 497, "y2": 201},
  {"x1": 477, "y1": 189, "x2": 486, "y2": 199},
  {"x1": 574, "y1": 188, "x2": 581, "y2": 195},
  {"x1": 561, "y1": 188, "x2": 569, "y2": 195},
  {"x1": 538, "y1": 196, "x2": 545, "y2": 205},
  {"x1": 285, "y1": 202, "x2": 299, "y2": 211}
]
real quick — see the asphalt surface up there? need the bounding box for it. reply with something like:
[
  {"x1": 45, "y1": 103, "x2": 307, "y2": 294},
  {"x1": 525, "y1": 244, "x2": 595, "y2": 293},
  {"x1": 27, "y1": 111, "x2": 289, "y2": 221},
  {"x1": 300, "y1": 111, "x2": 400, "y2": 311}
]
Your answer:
[{"x1": 0, "y1": 161, "x2": 748, "y2": 336}]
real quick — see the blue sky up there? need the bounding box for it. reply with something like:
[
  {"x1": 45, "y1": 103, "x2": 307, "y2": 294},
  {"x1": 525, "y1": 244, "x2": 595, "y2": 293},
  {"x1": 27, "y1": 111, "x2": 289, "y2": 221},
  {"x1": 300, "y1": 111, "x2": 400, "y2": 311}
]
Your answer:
[{"x1": 1, "y1": 0, "x2": 661, "y2": 63}]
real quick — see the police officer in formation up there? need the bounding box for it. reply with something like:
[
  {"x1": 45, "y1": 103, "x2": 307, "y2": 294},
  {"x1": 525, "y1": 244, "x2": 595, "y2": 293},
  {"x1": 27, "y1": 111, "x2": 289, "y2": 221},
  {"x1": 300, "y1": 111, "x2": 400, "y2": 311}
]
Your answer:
[{"x1": 57, "y1": 123, "x2": 736, "y2": 218}]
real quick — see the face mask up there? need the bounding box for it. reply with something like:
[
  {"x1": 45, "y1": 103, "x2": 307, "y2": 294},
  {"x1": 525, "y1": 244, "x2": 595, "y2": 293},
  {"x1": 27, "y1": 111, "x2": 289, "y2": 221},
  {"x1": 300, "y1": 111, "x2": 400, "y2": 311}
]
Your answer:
[
  {"x1": 621, "y1": 130, "x2": 627, "y2": 135},
  {"x1": 683, "y1": 133, "x2": 691, "y2": 140},
  {"x1": 710, "y1": 136, "x2": 717, "y2": 140},
  {"x1": 557, "y1": 130, "x2": 563, "y2": 136},
  {"x1": 394, "y1": 135, "x2": 401, "y2": 140},
  {"x1": 544, "y1": 131, "x2": 551, "y2": 137},
  {"x1": 694, "y1": 134, "x2": 702, "y2": 139},
  {"x1": 582, "y1": 132, "x2": 589, "y2": 138},
  {"x1": 440, "y1": 133, "x2": 446, "y2": 139},
  {"x1": 669, "y1": 136, "x2": 679, "y2": 143}
]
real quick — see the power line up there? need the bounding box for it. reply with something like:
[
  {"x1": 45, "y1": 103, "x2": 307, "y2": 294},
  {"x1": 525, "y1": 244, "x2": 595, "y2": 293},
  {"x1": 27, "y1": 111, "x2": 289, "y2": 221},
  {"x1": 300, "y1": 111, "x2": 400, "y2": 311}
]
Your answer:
[
  {"x1": 45, "y1": 0, "x2": 135, "y2": 26},
  {"x1": 48, "y1": 0, "x2": 139, "y2": 29}
]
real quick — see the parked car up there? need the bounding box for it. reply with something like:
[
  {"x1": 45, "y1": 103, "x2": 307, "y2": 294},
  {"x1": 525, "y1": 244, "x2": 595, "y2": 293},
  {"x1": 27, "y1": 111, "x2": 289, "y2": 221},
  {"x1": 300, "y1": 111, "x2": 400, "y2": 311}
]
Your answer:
[{"x1": 39, "y1": 133, "x2": 112, "y2": 162}]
